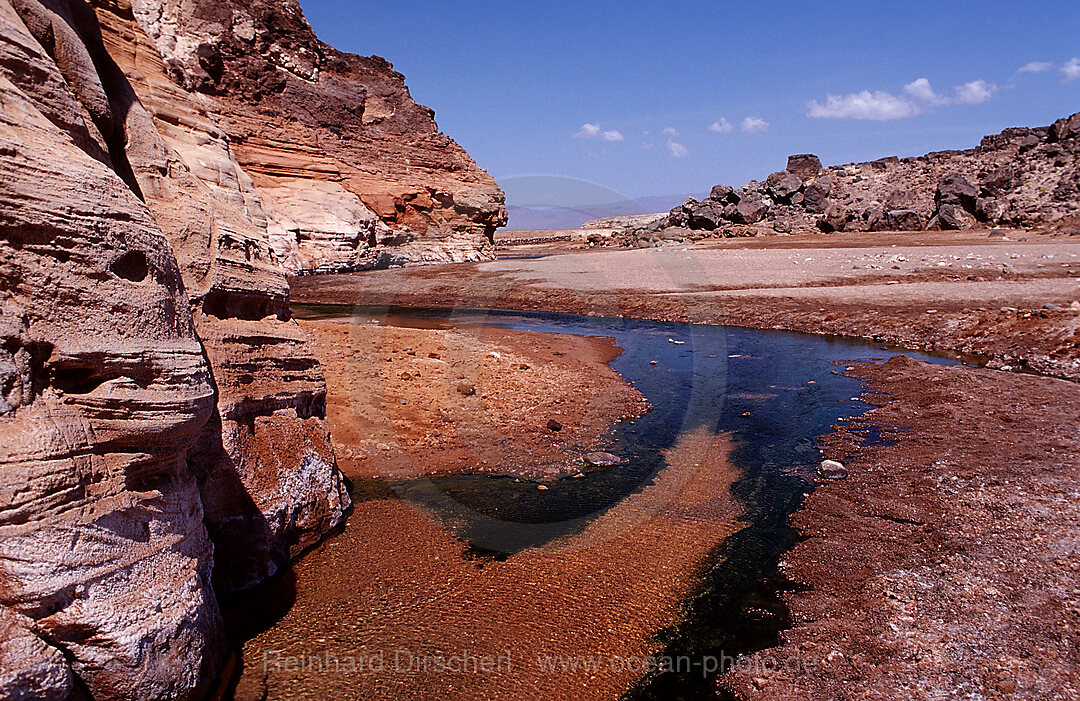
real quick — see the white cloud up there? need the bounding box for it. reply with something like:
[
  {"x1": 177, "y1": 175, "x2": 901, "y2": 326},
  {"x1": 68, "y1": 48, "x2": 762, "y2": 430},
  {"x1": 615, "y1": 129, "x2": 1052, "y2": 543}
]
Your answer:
[
  {"x1": 1018, "y1": 61, "x2": 1054, "y2": 74},
  {"x1": 904, "y1": 78, "x2": 947, "y2": 105},
  {"x1": 708, "y1": 118, "x2": 733, "y2": 133},
  {"x1": 666, "y1": 140, "x2": 689, "y2": 157},
  {"x1": 955, "y1": 80, "x2": 996, "y2": 105},
  {"x1": 807, "y1": 91, "x2": 920, "y2": 121},
  {"x1": 1063, "y1": 58, "x2": 1080, "y2": 82},
  {"x1": 575, "y1": 123, "x2": 624, "y2": 142},
  {"x1": 741, "y1": 116, "x2": 770, "y2": 133},
  {"x1": 662, "y1": 126, "x2": 679, "y2": 137}
]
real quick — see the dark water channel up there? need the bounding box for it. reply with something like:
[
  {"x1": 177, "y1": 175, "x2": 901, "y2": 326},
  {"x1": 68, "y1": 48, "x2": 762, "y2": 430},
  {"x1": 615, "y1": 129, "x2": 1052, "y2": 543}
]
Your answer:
[{"x1": 294, "y1": 304, "x2": 960, "y2": 698}]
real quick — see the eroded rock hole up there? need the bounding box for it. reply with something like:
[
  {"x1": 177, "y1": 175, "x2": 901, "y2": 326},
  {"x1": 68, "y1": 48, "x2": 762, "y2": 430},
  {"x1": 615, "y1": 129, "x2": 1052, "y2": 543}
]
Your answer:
[{"x1": 111, "y1": 251, "x2": 150, "y2": 283}]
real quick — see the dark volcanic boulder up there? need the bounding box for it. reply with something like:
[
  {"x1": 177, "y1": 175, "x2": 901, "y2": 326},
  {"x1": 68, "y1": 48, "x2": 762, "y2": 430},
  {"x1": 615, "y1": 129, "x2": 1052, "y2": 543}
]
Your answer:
[
  {"x1": 803, "y1": 180, "x2": 832, "y2": 214},
  {"x1": 786, "y1": 154, "x2": 822, "y2": 179},
  {"x1": 937, "y1": 203, "x2": 977, "y2": 230},
  {"x1": 886, "y1": 209, "x2": 923, "y2": 231},
  {"x1": 667, "y1": 206, "x2": 689, "y2": 228},
  {"x1": 818, "y1": 203, "x2": 849, "y2": 232},
  {"x1": 981, "y1": 165, "x2": 1016, "y2": 196},
  {"x1": 735, "y1": 196, "x2": 769, "y2": 224},
  {"x1": 687, "y1": 201, "x2": 726, "y2": 230},
  {"x1": 1050, "y1": 112, "x2": 1080, "y2": 142},
  {"x1": 936, "y1": 173, "x2": 978, "y2": 212},
  {"x1": 710, "y1": 184, "x2": 739, "y2": 203},
  {"x1": 765, "y1": 171, "x2": 804, "y2": 202},
  {"x1": 976, "y1": 197, "x2": 1006, "y2": 223}
]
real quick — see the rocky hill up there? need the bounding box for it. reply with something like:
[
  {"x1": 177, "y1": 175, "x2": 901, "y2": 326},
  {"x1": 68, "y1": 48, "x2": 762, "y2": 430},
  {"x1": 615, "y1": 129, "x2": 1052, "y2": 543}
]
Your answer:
[
  {"x1": 613, "y1": 113, "x2": 1080, "y2": 246},
  {"x1": 0, "y1": 0, "x2": 500, "y2": 697},
  {"x1": 108, "y1": 0, "x2": 506, "y2": 275}
]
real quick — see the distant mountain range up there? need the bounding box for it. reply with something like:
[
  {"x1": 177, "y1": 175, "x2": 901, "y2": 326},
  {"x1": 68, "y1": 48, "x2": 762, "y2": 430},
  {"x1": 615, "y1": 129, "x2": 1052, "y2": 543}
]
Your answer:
[{"x1": 504, "y1": 194, "x2": 704, "y2": 231}]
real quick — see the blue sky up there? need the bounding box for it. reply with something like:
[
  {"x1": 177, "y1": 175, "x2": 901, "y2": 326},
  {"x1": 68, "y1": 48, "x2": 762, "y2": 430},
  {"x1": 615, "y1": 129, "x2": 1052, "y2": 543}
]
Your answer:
[{"x1": 302, "y1": 1, "x2": 1080, "y2": 202}]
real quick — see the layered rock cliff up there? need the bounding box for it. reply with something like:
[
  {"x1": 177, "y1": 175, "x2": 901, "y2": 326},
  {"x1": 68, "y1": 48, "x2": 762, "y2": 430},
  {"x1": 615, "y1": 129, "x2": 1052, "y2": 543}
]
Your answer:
[
  {"x1": 0, "y1": 0, "x2": 505, "y2": 695},
  {"x1": 0, "y1": 1, "x2": 223, "y2": 695},
  {"x1": 614, "y1": 114, "x2": 1080, "y2": 245},
  {"x1": 120, "y1": 0, "x2": 507, "y2": 274}
]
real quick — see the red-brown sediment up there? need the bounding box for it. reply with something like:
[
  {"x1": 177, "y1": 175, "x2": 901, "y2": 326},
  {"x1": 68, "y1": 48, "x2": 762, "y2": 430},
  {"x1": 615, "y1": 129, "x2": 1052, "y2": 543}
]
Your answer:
[
  {"x1": 233, "y1": 322, "x2": 744, "y2": 700},
  {"x1": 292, "y1": 235, "x2": 1080, "y2": 698},
  {"x1": 299, "y1": 319, "x2": 649, "y2": 480}
]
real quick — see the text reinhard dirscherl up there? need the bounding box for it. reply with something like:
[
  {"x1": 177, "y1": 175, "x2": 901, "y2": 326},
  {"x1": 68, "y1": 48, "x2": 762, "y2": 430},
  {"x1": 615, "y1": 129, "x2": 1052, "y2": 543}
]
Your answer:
[{"x1": 262, "y1": 649, "x2": 819, "y2": 678}]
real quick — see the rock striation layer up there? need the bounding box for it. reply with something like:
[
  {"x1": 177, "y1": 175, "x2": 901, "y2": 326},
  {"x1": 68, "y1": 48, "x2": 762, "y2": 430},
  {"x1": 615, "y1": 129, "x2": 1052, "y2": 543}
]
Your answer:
[
  {"x1": 91, "y1": 0, "x2": 350, "y2": 593},
  {"x1": 0, "y1": 0, "x2": 422, "y2": 696},
  {"x1": 615, "y1": 115, "x2": 1080, "y2": 245},
  {"x1": 123, "y1": 0, "x2": 507, "y2": 274},
  {"x1": 0, "y1": 1, "x2": 222, "y2": 696}
]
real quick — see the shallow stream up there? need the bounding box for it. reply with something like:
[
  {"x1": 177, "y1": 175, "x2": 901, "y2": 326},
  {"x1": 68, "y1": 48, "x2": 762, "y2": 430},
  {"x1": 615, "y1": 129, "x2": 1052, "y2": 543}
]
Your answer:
[{"x1": 288, "y1": 304, "x2": 958, "y2": 696}]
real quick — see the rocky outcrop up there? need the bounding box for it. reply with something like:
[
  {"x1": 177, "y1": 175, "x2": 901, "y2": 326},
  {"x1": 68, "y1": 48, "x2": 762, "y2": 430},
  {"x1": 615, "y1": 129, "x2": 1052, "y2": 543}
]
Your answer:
[
  {"x1": 614, "y1": 114, "x2": 1080, "y2": 245},
  {"x1": 91, "y1": 0, "x2": 349, "y2": 592},
  {"x1": 0, "y1": 0, "x2": 358, "y2": 696},
  {"x1": 0, "y1": 1, "x2": 221, "y2": 696},
  {"x1": 120, "y1": 0, "x2": 507, "y2": 274}
]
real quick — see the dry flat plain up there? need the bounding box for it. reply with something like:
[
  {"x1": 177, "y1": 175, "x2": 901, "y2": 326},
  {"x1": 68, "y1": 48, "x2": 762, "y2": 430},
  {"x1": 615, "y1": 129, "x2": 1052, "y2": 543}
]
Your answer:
[{"x1": 287, "y1": 228, "x2": 1080, "y2": 699}]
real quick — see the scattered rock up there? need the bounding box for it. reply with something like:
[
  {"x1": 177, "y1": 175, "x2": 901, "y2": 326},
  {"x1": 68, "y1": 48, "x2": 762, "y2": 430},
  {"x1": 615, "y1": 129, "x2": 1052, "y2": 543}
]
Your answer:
[
  {"x1": 687, "y1": 201, "x2": 726, "y2": 230},
  {"x1": 886, "y1": 209, "x2": 922, "y2": 231},
  {"x1": 819, "y1": 460, "x2": 849, "y2": 480},
  {"x1": 456, "y1": 381, "x2": 476, "y2": 396},
  {"x1": 766, "y1": 170, "x2": 805, "y2": 202},
  {"x1": 735, "y1": 196, "x2": 769, "y2": 224},
  {"x1": 546, "y1": 418, "x2": 564, "y2": 432},
  {"x1": 1049, "y1": 112, "x2": 1080, "y2": 142},
  {"x1": 584, "y1": 452, "x2": 623, "y2": 466},
  {"x1": 981, "y1": 165, "x2": 1015, "y2": 195},
  {"x1": 802, "y1": 180, "x2": 832, "y2": 214},
  {"x1": 710, "y1": 184, "x2": 737, "y2": 203},
  {"x1": 937, "y1": 203, "x2": 977, "y2": 230},
  {"x1": 936, "y1": 173, "x2": 978, "y2": 213}
]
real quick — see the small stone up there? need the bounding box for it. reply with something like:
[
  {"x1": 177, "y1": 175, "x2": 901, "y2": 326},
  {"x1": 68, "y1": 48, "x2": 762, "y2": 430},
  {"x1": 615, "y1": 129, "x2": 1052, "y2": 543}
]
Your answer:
[
  {"x1": 455, "y1": 381, "x2": 476, "y2": 396},
  {"x1": 1043, "y1": 303, "x2": 1061, "y2": 311},
  {"x1": 1071, "y1": 301, "x2": 1080, "y2": 311},
  {"x1": 819, "y1": 460, "x2": 849, "y2": 480},
  {"x1": 584, "y1": 452, "x2": 622, "y2": 466},
  {"x1": 537, "y1": 484, "x2": 549, "y2": 491},
  {"x1": 546, "y1": 418, "x2": 563, "y2": 432}
]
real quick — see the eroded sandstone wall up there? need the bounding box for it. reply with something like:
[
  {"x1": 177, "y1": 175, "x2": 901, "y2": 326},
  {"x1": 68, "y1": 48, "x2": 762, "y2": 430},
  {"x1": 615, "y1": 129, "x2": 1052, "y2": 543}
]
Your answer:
[
  {"x1": 91, "y1": 0, "x2": 350, "y2": 593},
  {"x1": 121, "y1": 0, "x2": 507, "y2": 274},
  {"x1": 0, "y1": 0, "x2": 352, "y2": 696},
  {"x1": 0, "y1": 1, "x2": 221, "y2": 696}
]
